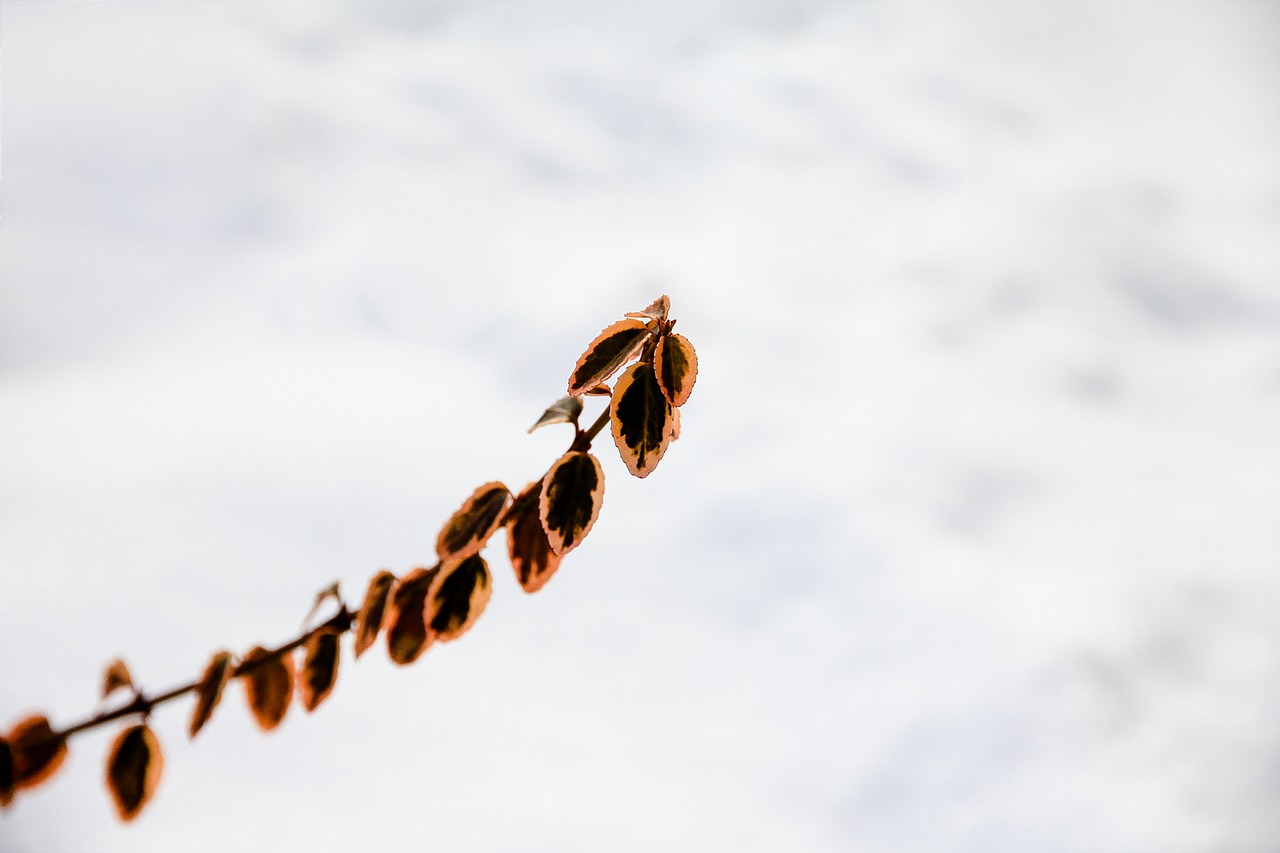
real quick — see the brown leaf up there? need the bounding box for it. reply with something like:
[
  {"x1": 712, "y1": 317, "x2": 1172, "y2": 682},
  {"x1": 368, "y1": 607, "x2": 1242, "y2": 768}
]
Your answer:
[
  {"x1": 106, "y1": 724, "x2": 163, "y2": 822},
  {"x1": 527, "y1": 395, "x2": 584, "y2": 433},
  {"x1": 188, "y1": 651, "x2": 234, "y2": 739},
  {"x1": 6, "y1": 715, "x2": 67, "y2": 792},
  {"x1": 354, "y1": 570, "x2": 396, "y2": 659},
  {"x1": 567, "y1": 318, "x2": 651, "y2": 397},
  {"x1": 610, "y1": 362, "x2": 674, "y2": 478},
  {"x1": 240, "y1": 646, "x2": 294, "y2": 732},
  {"x1": 299, "y1": 629, "x2": 341, "y2": 713},
  {"x1": 654, "y1": 333, "x2": 698, "y2": 407},
  {"x1": 101, "y1": 659, "x2": 134, "y2": 701},
  {"x1": 425, "y1": 555, "x2": 492, "y2": 642},
  {"x1": 505, "y1": 480, "x2": 563, "y2": 593},
  {"x1": 436, "y1": 481, "x2": 512, "y2": 563},
  {"x1": 1, "y1": 737, "x2": 15, "y2": 808},
  {"x1": 624, "y1": 295, "x2": 671, "y2": 323},
  {"x1": 539, "y1": 451, "x2": 605, "y2": 556},
  {"x1": 583, "y1": 383, "x2": 612, "y2": 397},
  {"x1": 385, "y1": 567, "x2": 439, "y2": 665}
]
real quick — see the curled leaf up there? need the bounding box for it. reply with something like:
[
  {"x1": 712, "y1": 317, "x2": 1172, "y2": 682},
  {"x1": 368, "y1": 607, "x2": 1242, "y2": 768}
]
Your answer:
[
  {"x1": 567, "y1": 318, "x2": 650, "y2": 397},
  {"x1": 583, "y1": 383, "x2": 612, "y2": 397},
  {"x1": 354, "y1": 570, "x2": 396, "y2": 659},
  {"x1": 539, "y1": 451, "x2": 605, "y2": 556},
  {"x1": 189, "y1": 651, "x2": 234, "y2": 739},
  {"x1": 610, "y1": 362, "x2": 675, "y2": 478},
  {"x1": 106, "y1": 724, "x2": 162, "y2": 822},
  {"x1": 385, "y1": 567, "x2": 438, "y2": 665},
  {"x1": 101, "y1": 659, "x2": 134, "y2": 701},
  {"x1": 300, "y1": 629, "x2": 341, "y2": 713},
  {"x1": 624, "y1": 295, "x2": 670, "y2": 323},
  {"x1": 504, "y1": 480, "x2": 563, "y2": 593},
  {"x1": 6, "y1": 715, "x2": 67, "y2": 791},
  {"x1": 528, "y1": 395, "x2": 583, "y2": 434},
  {"x1": 436, "y1": 482, "x2": 512, "y2": 563},
  {"x1": 240, "y1": 646, "x2": 294, "y2": 732},
  {"x1": 1, "y1": 738, "x2": 14, "y2": 808},
  {"x1": 425, "y1": 555, "x2": 492, "y2": 642},
  {"x1": 654, "y1": 333, "x2": 698, "y2": 407}
]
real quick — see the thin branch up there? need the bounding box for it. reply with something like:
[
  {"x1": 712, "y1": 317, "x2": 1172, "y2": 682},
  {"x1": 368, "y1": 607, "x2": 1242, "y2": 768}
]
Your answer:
[{"x1": 48, "y1": 606, "x2": 356, "y2": 745}]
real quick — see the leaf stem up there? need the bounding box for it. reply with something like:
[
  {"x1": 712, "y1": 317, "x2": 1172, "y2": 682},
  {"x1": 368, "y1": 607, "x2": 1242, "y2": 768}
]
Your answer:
[{"x1": 47, "y1": 606, "x2": 355, "y2": 745}]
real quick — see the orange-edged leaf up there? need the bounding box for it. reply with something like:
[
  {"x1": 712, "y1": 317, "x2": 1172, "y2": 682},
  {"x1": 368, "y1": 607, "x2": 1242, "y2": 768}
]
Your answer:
[
  {"x1": 101, "y1": 659, "x2": 134, "y2": 700},
  {"x1": 106, "y1": 724, "x2": 162, "y2": 822},
  {"x1": 538, "y1": 451, "x2": 605, "y2": 556},
  {"x1": 625, "y1": 295, "x2": 670, "y2": 323},
  {"x1": 354, "y1": 570, "x2": 396, "y2": 659},
  {"x1": 583, "y1": 382, "x2": 612, "y2": 397},
  {"x1": 425, "y1": 554, "x2": 492, "y2": 642},
  {"x1": 300, "y1": 629, "x2": 341, "y2": 712},
  {"x1": 668, "y1": 404, "x2": 681, "y2": 442},
  {"x1": 654, "y1": 333, "x2": 698, "y2": 407},
  {"x1": 528, "y1": 394, "x2": 583, "y2": 434},
  {"x1": 567, "y1": 318, "x2": 650, "y2": 397},
  {"x1": 7, "y1": 715, "x2": 67, "y2": 791},
  {"x1": 385, "y1": 567, "x2": 438, "y2": 665},
  {"x1": 436, "y1": 481, "x2": 512, "y2": 563},
  {"x1": 610, "y1": 362, "x2": 674, "y2": 478},
  {"x1": 1, "y1": 737, "x2": 15, "y2": 808},
  {"x1": 240, "y1": 646, "x2": 294, "y2": 732},
  {"x1": 188, "y1": 651, "x2": 233, "y2": 739},
  {"x1": 505, "y1": 480, "x2": 563, "y2": 593}
]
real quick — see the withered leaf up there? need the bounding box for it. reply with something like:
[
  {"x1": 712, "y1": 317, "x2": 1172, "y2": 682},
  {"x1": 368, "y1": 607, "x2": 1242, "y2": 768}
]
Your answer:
[
  {"x1": 6, "y1": 715, "x2": 67, "y2": 791},
  {"x1": 610, "y1": 362, "x2": 674, "y2": 478},
  {"x1": 528, "y1": 394, "x2": 584, "y2": 434},
  {"x1": 505, "y1": 480, "x2": 563, "y2": 593},
  {"x1": 354, "y1": 570, "x2": 396, "y2": 659},
  {"x1": 539, "y1": 451, "x2": 605, "y2": 556},
  {"x1": 425, "y1": 555, "x2": 492, "y2": 642},
  {"x1": 188, "y1": 651, "x2": 234, "y2": 739},
  {"x1": 567, "y1": 318, "x2": 650, "y2": 397},
  {"x1": 385, "y1": 567, "x2": 438, "y2": 665},
  {"x1": 101, "y1": 659, "x2": 134, "y2": 701},
  {"x1": 1, "y1": 737, "x2": 15, "y2": 808},
  {"x1": 654, "y1": 333, "x2": 698, "y2": 407},
  {"x1": 436, "y1": 481, "x2": 512, "y2": 563},
  {"x1": 106, "y1": 724, "x2": 162, "y2": 822},
  {"x1": 300, "y1": 629, "x2": 341, "y2": 713},
  {"x1": 624, "y1": 295, "x2": 670, "y2": 323},
  {"x1": 240, "y1": 646, "x2": 294, "y2": 732}
]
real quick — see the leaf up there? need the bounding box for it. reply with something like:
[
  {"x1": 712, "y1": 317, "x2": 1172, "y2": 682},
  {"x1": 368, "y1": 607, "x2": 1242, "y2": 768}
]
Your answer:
[
  {"x1": 538, "y1": 451, "x2": 605, "y2": 556},
  {"x1": 436, "y1": 481, "x2": 512, "y2": 563},
  {"x1": 6, "y1": 715, "x2": 67, "y2": 791},
  {"x1": 384, "y1": 567, "x2": 438, "y2": 665},
  {"x1": 299, "y1": 629, "x2": 341, "y2": 713},
  {"x1": 504, "y1": 480, "x2": 563, "y2": 593},
  {"x1": 625, "y1": 295, "x2": 670, "y2": 323},
  {"x1": 654, "y1": 333, "x2": 698, "y2": 407},
  {"x1": 528, "y1": 395, "x2": 583, "y2": 434},
  {"x1": 240, "y1": 646, "x2": 294, "y2": 732},
  {"x1": 610, "y1": 362, "x2": 675, "y2": 478},
  {"x1": 583, "y1": 383, "x2": 612, "y2": 397},
  {"x1": 354, "y1": 570, "x2": 396, "y2": 659},
  {"x1": 567, "y1": 318, "x2": 650, "y2": 397},
  {"x1": 425, "y1": 555, "x2": 492, "y2": 642},
  {"x1": 101, "y1": 659, "x2": 134, "y2": 701},
  {"x1": 106, "y1": 724, "x2": 163, "y2": 822},
  {"x1": 668, "y1": 404, "x2": 681, "y2": 442},
  {"x1": 188, "y1": 651, "x2": 234, "y2": 739},
  {"x1": 0, "y1": 738, "x2": 15, "y2": 809}
]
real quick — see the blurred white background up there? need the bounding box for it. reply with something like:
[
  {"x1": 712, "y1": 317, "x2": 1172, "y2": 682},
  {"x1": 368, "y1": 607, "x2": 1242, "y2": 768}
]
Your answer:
[{"x1": 2, "y1": 2, "x2": 1278, "y2": 851}]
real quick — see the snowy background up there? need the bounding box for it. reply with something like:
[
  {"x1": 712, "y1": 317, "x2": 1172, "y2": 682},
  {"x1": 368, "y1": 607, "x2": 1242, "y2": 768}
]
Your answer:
[{"x1": 2, "y1": 1, "x2": 1279, "y2": 851}]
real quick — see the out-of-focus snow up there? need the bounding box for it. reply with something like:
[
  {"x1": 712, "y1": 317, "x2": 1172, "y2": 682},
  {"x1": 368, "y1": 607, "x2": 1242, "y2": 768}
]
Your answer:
[{"x1": 1, "y1": 2, "x2": 1278, "y2": 851}]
